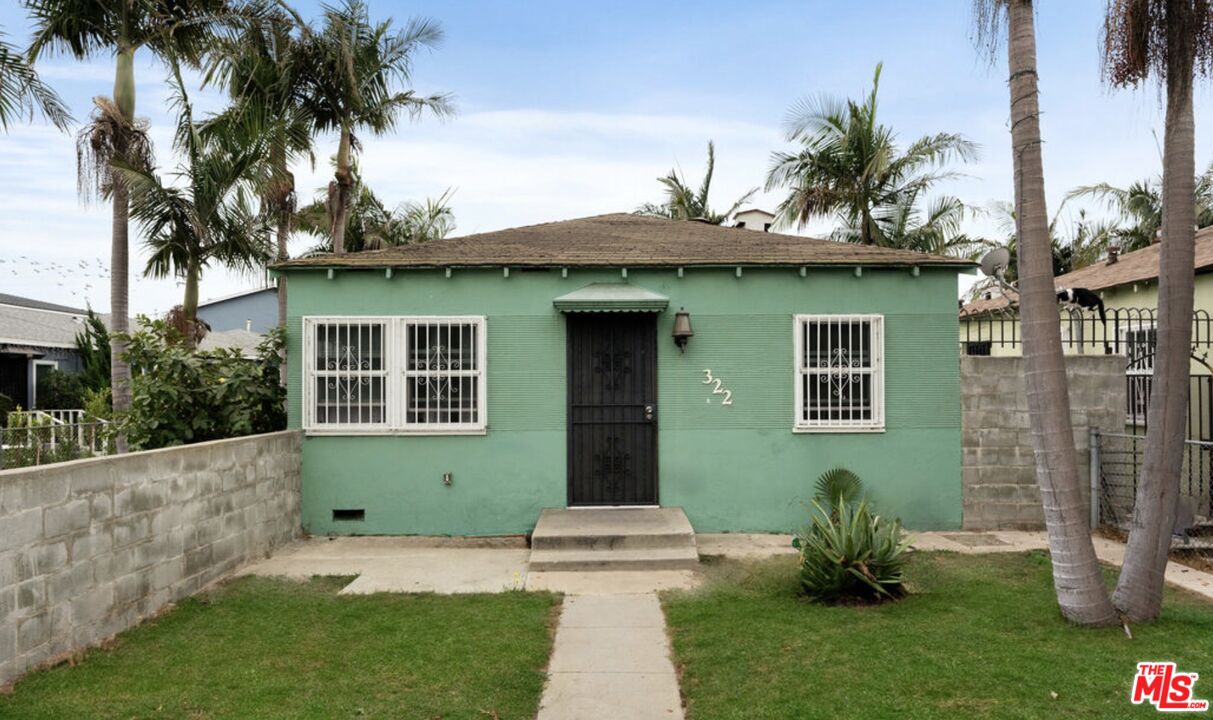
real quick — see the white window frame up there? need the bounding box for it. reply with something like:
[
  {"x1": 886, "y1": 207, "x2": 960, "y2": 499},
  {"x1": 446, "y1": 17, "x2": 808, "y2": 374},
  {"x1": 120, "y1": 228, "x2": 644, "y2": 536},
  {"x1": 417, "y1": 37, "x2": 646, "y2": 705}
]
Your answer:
[
  {"x1": 302, "y1": 316, "x2": 488, "y2": 436},
  {"x1": 793, "y1": 314, "x2": 885, "y2": 433},
  {"x1": 30, "y1": 359, "x2": 59, "y2": 409}
]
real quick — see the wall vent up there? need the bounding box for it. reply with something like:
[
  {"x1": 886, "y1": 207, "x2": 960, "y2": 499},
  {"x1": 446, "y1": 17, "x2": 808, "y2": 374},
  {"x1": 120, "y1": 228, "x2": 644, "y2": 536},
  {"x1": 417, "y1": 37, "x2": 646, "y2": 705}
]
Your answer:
[{"x1": 332, "y1": 509, "x2": 365, "y2": 522}]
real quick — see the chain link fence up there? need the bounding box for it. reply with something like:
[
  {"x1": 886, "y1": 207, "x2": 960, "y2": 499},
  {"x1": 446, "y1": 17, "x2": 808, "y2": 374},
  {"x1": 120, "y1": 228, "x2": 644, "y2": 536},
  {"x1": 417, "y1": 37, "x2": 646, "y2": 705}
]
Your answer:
[
  {"x1": 1093, "y1": 431, "x2": 1213, "y2": 543},
  {"x1": 0, "y1": 418, "x2": 112, "y2": 470}
]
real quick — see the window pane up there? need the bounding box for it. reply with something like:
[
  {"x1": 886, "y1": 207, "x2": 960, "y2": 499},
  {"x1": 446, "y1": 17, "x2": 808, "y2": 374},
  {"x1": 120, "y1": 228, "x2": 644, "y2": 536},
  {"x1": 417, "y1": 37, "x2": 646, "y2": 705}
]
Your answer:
[
  {"x1": 406, "y1": 376, "x2": 478, "y2": 425},
  {"x1": 408, "y1": 323, "x2": 477, "y2": 371},
  {"x1": 805, "y1": 320, "x2": 870, "y2": 370},
  {"x1": 314, "y1": 376, "x2": 385, "y2": 424},
  {"x1": 806, "y1": 372, "x2": 872, "y2": 422},
  {"x1": 316, "y1": 323, "x2": 384, "y2": 371}
]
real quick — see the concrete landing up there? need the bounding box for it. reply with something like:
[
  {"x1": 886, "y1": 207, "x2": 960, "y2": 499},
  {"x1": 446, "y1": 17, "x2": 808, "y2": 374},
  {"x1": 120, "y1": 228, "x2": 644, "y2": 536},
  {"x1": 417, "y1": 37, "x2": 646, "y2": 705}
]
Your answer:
[{"x1": 530, "y1": 507, "x2": 699, "y2": 572}]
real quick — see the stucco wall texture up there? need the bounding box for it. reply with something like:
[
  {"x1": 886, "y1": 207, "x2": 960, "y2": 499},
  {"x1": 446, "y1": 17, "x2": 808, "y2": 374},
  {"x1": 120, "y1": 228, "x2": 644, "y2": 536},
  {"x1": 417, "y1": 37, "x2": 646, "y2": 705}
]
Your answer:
[
  {"x1": 0, "y1": 431, "x2": 301, "y2": 687},
  {"x1": 284, "y1": 266, "x2": 965, "y2": 536}
]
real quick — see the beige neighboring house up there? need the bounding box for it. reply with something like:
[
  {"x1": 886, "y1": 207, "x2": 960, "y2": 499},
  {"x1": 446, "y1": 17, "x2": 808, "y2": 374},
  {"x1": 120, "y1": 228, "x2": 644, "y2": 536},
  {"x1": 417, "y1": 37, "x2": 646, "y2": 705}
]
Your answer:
[{"x1": 959, "y1": 226, "x2": 1213, "y2": 436}]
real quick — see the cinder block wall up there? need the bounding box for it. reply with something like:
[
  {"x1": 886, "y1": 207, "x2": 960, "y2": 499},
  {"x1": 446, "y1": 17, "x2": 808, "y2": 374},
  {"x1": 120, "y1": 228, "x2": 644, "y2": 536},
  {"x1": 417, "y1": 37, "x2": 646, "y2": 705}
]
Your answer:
[
  {"x1": 0, "y1": 430, "x2": 301, "y2": 687},
  {"x1": 960, "y1": 356, "x2": 1126, "y2": 530}
]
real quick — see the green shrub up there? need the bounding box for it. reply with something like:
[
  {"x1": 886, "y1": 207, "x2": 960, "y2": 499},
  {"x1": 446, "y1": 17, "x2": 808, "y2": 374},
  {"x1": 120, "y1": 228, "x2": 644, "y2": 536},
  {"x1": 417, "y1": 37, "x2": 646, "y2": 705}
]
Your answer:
[
  {"x1": 792, "y1": 468, "x2": 911, "y2": 603},
  {"x1": 0, "y1": 393, "x2": 13, "y2": 427},
  {"x1": 115, "y1": 318, "x2": 286, "y2": 450},
  {"x1": 34, "y1": 368, "x2": 86, "y2": 409}
]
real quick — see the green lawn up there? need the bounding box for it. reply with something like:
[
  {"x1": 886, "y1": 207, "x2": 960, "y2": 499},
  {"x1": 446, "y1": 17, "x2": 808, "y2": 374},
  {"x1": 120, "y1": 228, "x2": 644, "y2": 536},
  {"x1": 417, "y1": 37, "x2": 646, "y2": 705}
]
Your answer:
[
  {"x1": 0, "y1": 577, "x2": 557, "y2": 720},
  {"x1": 663, "y1": 551, "x2": 1213, "y2": 720}
]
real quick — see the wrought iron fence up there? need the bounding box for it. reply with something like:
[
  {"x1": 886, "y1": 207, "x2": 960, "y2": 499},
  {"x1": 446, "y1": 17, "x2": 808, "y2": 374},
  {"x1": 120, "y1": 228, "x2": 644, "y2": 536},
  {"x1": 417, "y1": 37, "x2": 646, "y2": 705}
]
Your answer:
[
  {"x1": 1093, "y1": 431, "x2": 1213, "y2": 534},
  {"x1": 0, "y1": 415, "x2": 111, "y2": 470},
  {"x1": 960, "y1": 306, "x2": 1213, "y2": 363},
  {"x1": 962, "y1": 306, "x2": 1213, "y2": 439}
]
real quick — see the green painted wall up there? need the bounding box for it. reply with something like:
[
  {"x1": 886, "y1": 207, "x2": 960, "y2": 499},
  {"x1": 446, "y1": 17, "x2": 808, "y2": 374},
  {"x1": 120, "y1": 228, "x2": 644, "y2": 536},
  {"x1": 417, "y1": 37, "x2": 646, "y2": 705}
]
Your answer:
[{"x1": 284, "y1": 265, "x2": 963, "y2": 535}]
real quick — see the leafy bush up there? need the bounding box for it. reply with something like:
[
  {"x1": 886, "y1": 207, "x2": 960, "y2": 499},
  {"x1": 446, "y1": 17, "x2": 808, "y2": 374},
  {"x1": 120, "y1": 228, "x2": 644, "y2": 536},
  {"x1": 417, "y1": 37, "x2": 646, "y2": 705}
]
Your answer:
[
  {"x1": 115, "y1": 318, "x2": 286, "y2": 450},
  {"x1": 792, "y1": 468, "x2": 911, "y2": 604},
  {"x1": 35, "y1": 368, "x2": 87, "y2": 409},
  {"x1": 83, "y1": 386, "x2": 112, "y2": 422}
]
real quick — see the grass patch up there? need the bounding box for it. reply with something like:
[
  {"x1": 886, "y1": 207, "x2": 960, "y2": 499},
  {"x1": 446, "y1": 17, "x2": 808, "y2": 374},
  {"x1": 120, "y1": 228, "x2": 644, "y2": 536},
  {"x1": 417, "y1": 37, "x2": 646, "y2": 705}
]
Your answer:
[
  {"x1": 1, "y1": 576, "x2": 557, "y2": 720},
  {"x1": 663, "y1": 551, "x2": 1213, "y2": 720}
]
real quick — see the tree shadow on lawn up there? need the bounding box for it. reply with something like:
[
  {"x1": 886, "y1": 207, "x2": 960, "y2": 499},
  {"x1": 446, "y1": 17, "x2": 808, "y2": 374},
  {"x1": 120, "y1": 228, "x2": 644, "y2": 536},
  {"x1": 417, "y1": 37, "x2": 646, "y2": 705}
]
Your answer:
[
  {"x1": 662, "y1": 551, "x2": 1213, "y2": 720},
  {"x1": 0, "y1": 575, "x2": 559, "y2": 720}
]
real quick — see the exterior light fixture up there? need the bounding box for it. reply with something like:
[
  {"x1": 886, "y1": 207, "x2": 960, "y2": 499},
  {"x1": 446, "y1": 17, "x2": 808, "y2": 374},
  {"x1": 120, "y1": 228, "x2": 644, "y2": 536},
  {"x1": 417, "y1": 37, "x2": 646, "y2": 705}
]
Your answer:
[{"x1": 672, "y1": 307, "x2": 694, "y2": 353}]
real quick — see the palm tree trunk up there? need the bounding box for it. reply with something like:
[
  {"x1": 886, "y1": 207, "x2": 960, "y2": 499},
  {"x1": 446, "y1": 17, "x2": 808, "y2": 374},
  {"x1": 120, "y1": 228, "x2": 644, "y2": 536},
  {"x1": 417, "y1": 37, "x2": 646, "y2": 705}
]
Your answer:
[
  {"x1": 1006, "y1": 0, "x2": 1117, "y2": 625},
  {"x1": 1112, "y1": 0, "x2": 1197, "y2": 622},
  {"x1": 273, "y1": 144, "x2": 290, "y2": 385},
  {"x1": 183, "y1": 257, "x2": 201, "y2": 350},
  {"x1": 109, "y1": 44, "x2": 136, "y2": 454},
  {"x1": 109, "y1": 177, "x2": 131, "y2": 454},
  {"x1": 330, "y1": 126, "x2": 353, "y2": 255}
]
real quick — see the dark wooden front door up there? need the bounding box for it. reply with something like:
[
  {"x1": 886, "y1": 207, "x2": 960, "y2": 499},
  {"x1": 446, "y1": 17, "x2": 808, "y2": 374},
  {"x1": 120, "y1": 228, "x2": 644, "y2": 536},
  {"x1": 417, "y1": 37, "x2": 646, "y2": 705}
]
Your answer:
[{"x1": 567, "y1": 313, "x2": 658, "y2": 506}]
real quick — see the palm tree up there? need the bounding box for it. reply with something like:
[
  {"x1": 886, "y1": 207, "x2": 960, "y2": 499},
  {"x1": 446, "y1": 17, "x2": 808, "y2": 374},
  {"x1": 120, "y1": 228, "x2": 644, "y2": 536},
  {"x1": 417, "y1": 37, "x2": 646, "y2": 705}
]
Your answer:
[
  {"x1": 298, "y1": 0, "x2": 452, "y2": 255},
  {"x1": 635, "y1": 141, "x2": 758, "y2": 224},
  {"x1": 119, "y1": 61, "x2": 270, "y2": 347},
  {"x1": 297, "y1": 181, "x2": 455, "y2": 254},
  {"x1": 1103, "y1": 0, "x2": 1213, "y2": 623},
  {"x1": 1066, "y1": 162, "x2": 1213, "y2": 252},
  {"x1": 202, "y1": 9, "x2": 314, "y2": 381},
  {"x1": 25, "y1": 0, "x2": 240, "y2": 451},
  {"x1": 0, "y1": 29, "x2": 69, "y2": 131},
  {"x1": 973, "y1": 0, "x2": 1119, "y2": 626},
  {"x1": 766, "y1": 64, "x2": 979, "y2": 246},
  {"x1": 865, "y1": 190, "x2": 992, "y2": 258}
]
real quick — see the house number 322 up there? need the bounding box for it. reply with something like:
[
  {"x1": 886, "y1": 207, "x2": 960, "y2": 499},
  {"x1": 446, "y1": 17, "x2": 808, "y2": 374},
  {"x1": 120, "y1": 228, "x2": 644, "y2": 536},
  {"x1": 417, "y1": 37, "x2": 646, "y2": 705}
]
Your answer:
[{"x1": 701, "y1": 369, "x2": 734, "y2": 406}]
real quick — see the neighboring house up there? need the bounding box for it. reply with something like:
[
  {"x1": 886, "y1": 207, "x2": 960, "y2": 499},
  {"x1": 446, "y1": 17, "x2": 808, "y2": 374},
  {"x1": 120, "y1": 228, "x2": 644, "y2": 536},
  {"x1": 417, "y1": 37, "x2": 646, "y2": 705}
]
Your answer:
[
  {"x1": 275, "y1": 213, "x2": 972, "y2": 536},
  {"x1": 0, "y1": 293, "x2": 95, "y2": 409},
  {"x1": 197, "y1": 286, "x2": 277, "y2": 333},
  {"x1": 731, "y1": 207, "x2": 776, "y2": 232},
  {"x1": 959, "y1": 226, "x2": 1213, "y2": 435},
  {"x1": 198, "y1": 328, "x2": 264, "y2": 359}
]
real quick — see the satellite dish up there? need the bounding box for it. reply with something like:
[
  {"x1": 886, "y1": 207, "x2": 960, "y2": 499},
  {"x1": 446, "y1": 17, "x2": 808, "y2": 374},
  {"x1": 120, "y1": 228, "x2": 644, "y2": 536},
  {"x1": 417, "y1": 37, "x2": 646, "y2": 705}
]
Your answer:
[{"x1": 980, "y1": 247, "x2": 1011, "y2": 278}]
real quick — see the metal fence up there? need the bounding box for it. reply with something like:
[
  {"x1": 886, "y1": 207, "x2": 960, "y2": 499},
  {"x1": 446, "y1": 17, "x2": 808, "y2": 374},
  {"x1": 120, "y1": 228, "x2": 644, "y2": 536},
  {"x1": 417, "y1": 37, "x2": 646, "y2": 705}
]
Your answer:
[
  {"x1": 1092, "y1": 431, "x2": 1213, "y2": 536},
  {"x1": 962, "y1": 306, "x2": 1213, "y2": 440},
  {"x1": 0, "y1": 410, "x2": 111, "y2": 470}
]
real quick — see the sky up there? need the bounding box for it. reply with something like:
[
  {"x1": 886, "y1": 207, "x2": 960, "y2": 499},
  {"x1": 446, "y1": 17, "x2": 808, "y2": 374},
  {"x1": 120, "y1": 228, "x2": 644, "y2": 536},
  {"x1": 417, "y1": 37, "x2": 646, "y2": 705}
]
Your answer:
[{"x1": 1, "y1": 1, "x2": 1211, "y2": 315}]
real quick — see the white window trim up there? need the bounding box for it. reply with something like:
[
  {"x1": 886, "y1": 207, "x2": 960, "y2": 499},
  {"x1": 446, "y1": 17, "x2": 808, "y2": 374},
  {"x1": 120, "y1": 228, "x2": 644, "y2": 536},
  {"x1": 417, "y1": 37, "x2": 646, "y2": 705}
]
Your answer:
[
  {"x1": 302, "y1": 315, "x2": 488, "y2": 436},
  {"x1": 30, "y1": 359, "x2": 59, "y2": 410},
  {"x1": 792, "y1": 314, "x2": 885, "y2": 433}
]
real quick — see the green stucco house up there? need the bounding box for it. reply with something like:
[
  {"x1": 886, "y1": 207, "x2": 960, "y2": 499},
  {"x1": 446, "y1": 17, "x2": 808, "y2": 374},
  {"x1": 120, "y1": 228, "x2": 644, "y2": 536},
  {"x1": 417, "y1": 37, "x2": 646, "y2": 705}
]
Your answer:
[{"x1": 275, "y1": 214, "x2": 972, "y2": 536}]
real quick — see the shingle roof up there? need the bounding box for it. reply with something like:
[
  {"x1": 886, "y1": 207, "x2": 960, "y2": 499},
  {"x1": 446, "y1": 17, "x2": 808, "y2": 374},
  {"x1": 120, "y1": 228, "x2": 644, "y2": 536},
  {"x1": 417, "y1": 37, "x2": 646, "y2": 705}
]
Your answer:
[
  {"x1": 0, "y1": 303, "x2": 90, "y2": 348},
  {"x1": 0, "y1": 293, "x2": 88, "y2": 315},
  {"x1": 274, "y1": 213, "x2": 974, "y2": 270},
  {"x1": 960, "y1": 226, "x2": 1213, "y2": 317}
]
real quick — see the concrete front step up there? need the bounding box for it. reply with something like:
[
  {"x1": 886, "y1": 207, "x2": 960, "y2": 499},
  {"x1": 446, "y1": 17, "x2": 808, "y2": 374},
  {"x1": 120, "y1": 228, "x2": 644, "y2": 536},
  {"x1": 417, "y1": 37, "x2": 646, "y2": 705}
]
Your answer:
[
  {"x1": 529, "y1": 507, "x2": 700, "y2": 572},
  {"x1": 531, "y1": 508, "x2": 696, "y2": 551},
  {"x1": 529, "y1": 546, "x2": 700, "y2": 572}
]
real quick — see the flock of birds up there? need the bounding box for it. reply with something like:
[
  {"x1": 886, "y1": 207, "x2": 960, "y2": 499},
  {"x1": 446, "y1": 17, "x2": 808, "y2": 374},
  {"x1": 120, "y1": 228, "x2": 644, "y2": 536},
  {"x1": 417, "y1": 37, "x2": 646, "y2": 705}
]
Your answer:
[{"x1": 0, "y1": 254, "x2": 162, "y2": 307}]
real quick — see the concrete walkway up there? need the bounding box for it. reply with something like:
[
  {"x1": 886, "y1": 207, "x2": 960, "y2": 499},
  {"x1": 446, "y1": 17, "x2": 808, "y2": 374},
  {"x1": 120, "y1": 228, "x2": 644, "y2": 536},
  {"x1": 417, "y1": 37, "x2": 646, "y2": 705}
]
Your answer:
[{"x1": 537, "y1": 593, "x2": 683, "y2": 720}]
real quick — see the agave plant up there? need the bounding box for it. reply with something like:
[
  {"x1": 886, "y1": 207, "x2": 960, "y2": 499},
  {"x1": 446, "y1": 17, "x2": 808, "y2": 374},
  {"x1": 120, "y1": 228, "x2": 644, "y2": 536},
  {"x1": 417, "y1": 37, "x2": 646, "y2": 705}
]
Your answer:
[{"x1": 793, "y1": 497, "x2": 911, "y2": 603}]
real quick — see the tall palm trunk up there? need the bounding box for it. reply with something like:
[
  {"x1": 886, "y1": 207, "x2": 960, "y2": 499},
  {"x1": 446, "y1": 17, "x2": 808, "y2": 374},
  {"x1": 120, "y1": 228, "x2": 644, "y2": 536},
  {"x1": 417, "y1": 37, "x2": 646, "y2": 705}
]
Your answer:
[
  {"x1": 1112, "y1": 0, "x2": 1197, "y2": 622},
  {"x1": 183, "y1": 256, "x2": 201, "y2": 350},
  {"x1": 329, "y1": 127, "x2": 353, "y2": 255},
  {"x1": 1006, "y1": 0, "x2": 1118, "y2": 625},
  {"x1": 272, "y1": 143, "x2": 290, "y2": 385},
  {"x1": 110, "y1": 44, "x2": 136, "y2": 454}
]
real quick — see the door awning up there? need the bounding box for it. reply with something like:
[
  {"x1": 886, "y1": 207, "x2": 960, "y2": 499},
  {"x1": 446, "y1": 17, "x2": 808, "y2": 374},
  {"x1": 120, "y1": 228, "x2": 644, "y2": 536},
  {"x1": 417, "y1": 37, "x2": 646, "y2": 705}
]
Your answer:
[{"x1": 553, "y1": 283, "x2": 669, "y2": 313}]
